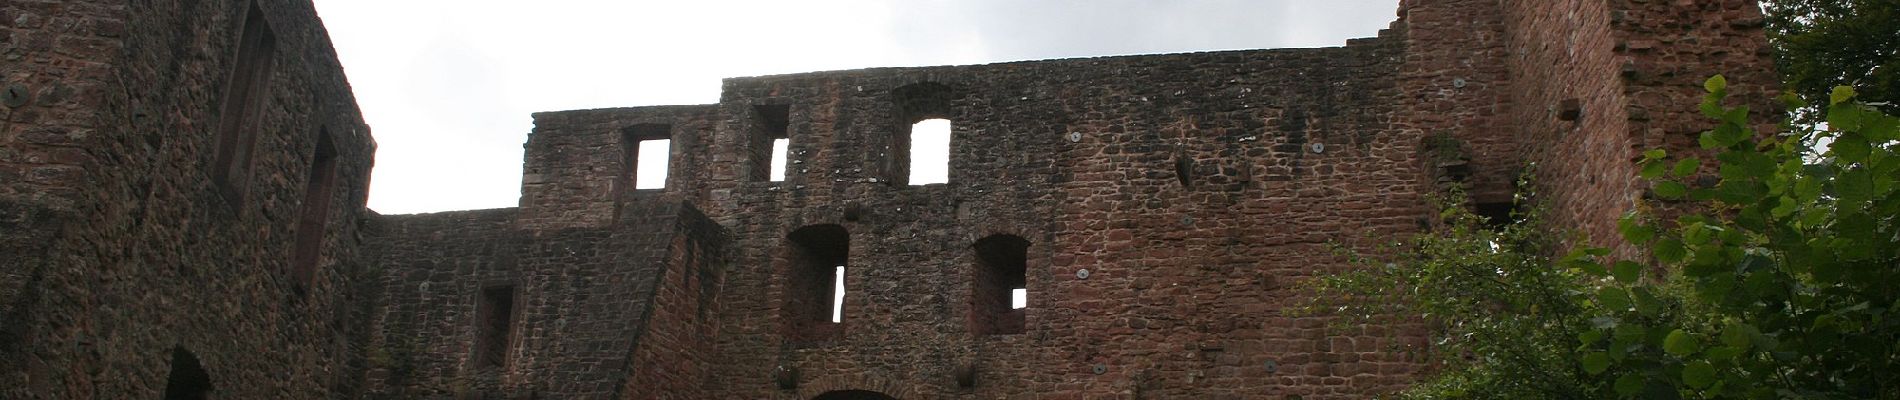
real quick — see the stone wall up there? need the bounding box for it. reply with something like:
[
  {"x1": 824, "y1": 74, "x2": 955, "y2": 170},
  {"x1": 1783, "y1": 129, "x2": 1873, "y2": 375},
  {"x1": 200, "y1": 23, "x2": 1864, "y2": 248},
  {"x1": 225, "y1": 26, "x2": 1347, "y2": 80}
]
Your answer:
[
  {"x1": 0, "y1": 0, "x2": 377, "y2": 398},
  {"x1": 1499, "y1": 0, "x2": 1779, "y2": 255},
  {"x1": 684, "y1": 36, "x2": 1429, "y2": 398},
  {"x1": 366, "y1": 202, "x2": 727, "y2": 399},
  {"x1": 3, "y1": 0, "x2": 1784, "y2": 399}
]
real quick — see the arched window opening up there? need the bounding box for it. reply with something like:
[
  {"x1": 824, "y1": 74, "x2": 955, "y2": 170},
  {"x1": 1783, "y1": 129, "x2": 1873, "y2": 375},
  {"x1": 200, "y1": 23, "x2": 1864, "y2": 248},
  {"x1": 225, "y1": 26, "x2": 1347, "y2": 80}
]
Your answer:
[
  {"x1": 972, "y1": 234, "x2": 1030, "y2": 335},
  {"x1": 164, "y1": 347, "x2": 212, "y2": 400},
  {"x1": 786, "y1": 224, "x2": 849, "y2": 340}
]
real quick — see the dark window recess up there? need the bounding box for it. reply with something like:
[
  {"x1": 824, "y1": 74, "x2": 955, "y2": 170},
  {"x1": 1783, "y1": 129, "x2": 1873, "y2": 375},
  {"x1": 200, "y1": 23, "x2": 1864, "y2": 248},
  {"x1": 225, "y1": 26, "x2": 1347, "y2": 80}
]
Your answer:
[
  {"x1": 290, "y1": 128, "x2": 337, "y2": 290},
  {"x1": 972, "y1": 234, "x2": 1029, "y2": 335},
  {"x1": 1474, "y1": 201, "x2": 1518, "y2": 229},
  {"x1": 210, "y1": 1, "x2": 277, "y2": 204},
  {"x1": 751, "y1": 105, "x2": 791, "y2": 182},
  {"x1": 474, "y1": 285, "x2": 516, "y2": 369},
  {"x1": 164, "y1": 347, "x2": 212, "y2": 400},
  {"x1": 1174, "y1": 151, "x2": 1196, "y2": 190},
  {"x1": 618, "y1": 124, "x2": 671, "y2": 195},
  {"x1": 785, "y1": 224, "x2": 848, "y2": 340},
  {"x1": 890, "y1": 82, "x2": 953, "y2": 186}
]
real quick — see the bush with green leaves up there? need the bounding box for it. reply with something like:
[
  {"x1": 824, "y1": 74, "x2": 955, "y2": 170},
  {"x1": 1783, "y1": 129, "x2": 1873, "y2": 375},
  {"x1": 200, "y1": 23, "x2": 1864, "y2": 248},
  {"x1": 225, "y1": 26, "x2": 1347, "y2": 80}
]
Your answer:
[
  {"x1": 1307, "y1": 76, "x2": 1899, "y2": 399},
  {"x1": 1582, "y1": 77, "x2": 1899, "y2": 399}
]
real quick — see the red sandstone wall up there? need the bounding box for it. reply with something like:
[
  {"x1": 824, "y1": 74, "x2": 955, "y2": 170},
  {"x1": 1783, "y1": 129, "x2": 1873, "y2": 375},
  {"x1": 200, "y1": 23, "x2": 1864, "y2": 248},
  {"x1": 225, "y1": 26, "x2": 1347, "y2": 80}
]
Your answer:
[
  {"x1": 0, "y1": 0, "x2": 377, "y2": 398},
  {"x1": 1498, "y1": 0, "x2": 1778, "y2": 255},
  {"x1": 622, "y1": 207, "x2": 727, "y2": 400},
  {"x1": 688, "y1": 42, "x2": 1429, "y2": 399},
  {"x1": 365, "y1": 202, "x2": 727, "y2": 399},
  {"x1": 518, "y1": 106, "x2": 721, "y2": 229},
  {"x1": 1499, "y1": 0, "x2": 1638, "y2": 253},
  {"x1": 1395, "y1": 0, "x2": 1519, "y2": 203}
]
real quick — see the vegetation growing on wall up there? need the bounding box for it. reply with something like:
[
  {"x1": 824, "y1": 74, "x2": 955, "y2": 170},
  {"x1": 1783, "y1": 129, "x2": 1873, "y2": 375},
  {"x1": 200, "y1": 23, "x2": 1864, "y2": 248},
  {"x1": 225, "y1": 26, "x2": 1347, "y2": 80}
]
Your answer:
[{"x1": 1308, "y1": 76, "x2": 1900, "y2": 399}]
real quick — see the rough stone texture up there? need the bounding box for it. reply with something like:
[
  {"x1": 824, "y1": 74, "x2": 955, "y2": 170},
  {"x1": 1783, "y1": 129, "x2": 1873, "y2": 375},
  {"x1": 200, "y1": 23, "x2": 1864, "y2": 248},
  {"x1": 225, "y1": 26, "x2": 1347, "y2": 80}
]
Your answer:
[
  {"x1": 364, "y1": 202, "x2": 727, "y2": 399},
  {"x1": 2, "y1": 0, "x2": 1781, "y2": 399},
  {"x1": 1, "y1": 0, "x2": 377, "y2": 398}
]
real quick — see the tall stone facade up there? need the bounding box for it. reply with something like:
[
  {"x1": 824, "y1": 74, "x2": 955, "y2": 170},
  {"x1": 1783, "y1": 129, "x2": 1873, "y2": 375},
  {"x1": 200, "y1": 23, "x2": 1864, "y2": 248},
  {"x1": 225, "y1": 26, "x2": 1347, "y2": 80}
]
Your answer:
[{"x1": 0, "y1": 0, "x2": 1777, "y2": 399}]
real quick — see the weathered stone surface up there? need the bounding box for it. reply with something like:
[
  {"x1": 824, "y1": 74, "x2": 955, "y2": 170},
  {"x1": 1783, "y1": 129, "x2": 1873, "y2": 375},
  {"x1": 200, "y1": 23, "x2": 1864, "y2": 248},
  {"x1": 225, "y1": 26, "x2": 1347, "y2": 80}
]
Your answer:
[
  {"x1": 1, "y1": 0, "x2": 376, "y2": 398},
  {"x1": 0, "y1": 0, "x2": 1779, "y2": 399}
]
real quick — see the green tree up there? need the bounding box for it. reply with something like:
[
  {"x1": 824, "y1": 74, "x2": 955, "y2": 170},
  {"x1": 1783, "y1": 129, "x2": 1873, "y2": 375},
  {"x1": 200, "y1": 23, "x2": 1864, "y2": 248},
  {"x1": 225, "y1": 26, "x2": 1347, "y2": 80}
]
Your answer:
[
  {"x1": 1307, "y1": 77, "x2": 1900, "y2": 399},
  {"x1": 1584, "y1": 78, "x2": 1900, "y2": 399},
  {"x1": 1763, "y1": 0, "x2": 1900, "y2": 120}
]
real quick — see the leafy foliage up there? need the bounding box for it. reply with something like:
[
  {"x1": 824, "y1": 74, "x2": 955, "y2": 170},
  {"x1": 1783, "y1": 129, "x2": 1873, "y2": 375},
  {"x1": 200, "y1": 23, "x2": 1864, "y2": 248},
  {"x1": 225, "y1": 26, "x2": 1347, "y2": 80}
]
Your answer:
[
  {"x1": 1304, "y1": 188, "x2": 1614, "y2": 400},
  {"x1": 1586, "y1": 77, "x2": 1900, "y2": 399},
  {"x1": 1307, "y1": 77, "x2": 1900, "y2": 399},
  {"x1": 1763, "y1": 0, "x2": 1900, "y2": 121}
]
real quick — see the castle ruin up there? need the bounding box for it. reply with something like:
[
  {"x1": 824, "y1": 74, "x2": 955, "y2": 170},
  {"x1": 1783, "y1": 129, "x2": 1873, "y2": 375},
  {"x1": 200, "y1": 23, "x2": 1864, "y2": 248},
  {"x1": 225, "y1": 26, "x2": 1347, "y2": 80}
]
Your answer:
[{"x1": 0, "y1": 0, "x2": 1780, "y2": 398}]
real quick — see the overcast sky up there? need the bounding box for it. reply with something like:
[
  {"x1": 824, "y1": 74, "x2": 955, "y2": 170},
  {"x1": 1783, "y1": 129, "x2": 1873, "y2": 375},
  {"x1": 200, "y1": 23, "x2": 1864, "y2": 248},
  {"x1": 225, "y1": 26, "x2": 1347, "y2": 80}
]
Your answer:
[{"x1": 309, "y1": 0, "x2": 1399, "y2": 214}]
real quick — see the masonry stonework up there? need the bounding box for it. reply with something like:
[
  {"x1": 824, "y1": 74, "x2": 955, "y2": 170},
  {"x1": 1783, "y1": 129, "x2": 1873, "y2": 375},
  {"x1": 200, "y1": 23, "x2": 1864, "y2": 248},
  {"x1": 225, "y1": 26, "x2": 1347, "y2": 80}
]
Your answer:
[{"x1": 1, "y1": 0, "x2": 1777, "y2": 398}]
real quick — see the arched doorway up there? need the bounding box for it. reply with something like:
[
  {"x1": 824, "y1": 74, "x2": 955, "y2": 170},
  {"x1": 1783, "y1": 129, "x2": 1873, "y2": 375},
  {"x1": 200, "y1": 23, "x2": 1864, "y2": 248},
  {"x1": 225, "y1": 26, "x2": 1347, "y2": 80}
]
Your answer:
[{"x1": 812, "y1": 389, "x2": 898, "y2": 400}]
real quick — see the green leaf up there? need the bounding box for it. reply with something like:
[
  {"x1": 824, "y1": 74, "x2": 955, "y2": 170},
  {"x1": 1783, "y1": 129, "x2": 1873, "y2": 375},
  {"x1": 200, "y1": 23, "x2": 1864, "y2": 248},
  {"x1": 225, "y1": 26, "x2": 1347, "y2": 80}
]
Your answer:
[
  {"x1": 1682, "y1": 361, "x2": 1718, "y2": 389},
  {"x1": 1583, "y1": 352, "x2": 1613, "y2": 375},
  {"x1": 1721, "y1": 324, "x2": 1755, "y2": 349},
  {"x1": 1615, "y1": 374, "x2": 1645, "y2": 397},
  {"x1": 1580, "y1": 330, "x2": 1606, "y2": 346},
  {"x1": 1704, "y1": 345, "x2": 1745, "y2": 361},
  {"x1": 1705, "y1": 124, "x2": 1749, "y2": 148},
  {"x1": 1612, "y1": 261, "x2": 1643, "y2": 283},
  {"x1": 1644, "y1": 149, "x2": 1668, "y2": 161},
  {"x1": 1672, "y1": 158, "x2": 1699, "y2": 177},
  {"x1": 1664, "y1": 329, "x2": 1700, "y2": 356},
  {"x1": 1830, "y1": 103, "x2": 1867, "y2": 131},
  {"x1": 1599, "y1": 287, "x2": 1633, "y2": 311},
  {"x1": 1655, "y1": 238, "x2": 1687, "y2": 264},
  {"x1": 1706, "y1": 75, "x2": 1730, "y2": 94},
  {"x1": 1632, "y1": 287, "x2": 1662, "y2": 316},
  {"x1": 1830, "y1": 85, "x2": 1856, "y2": 105},
  {"x1": 1641, "y1": 160, "x2": 1668, "y2": 179},
  {"x1": 1654, "y1": 181, "x2": 1688, "y2": 199},
  {"x1": 1618, "y1": 215, "x2": 1656, "y2": 243},
  {"x1": 1833, "y1": 132, "x2": 1872, "y2": 163}
]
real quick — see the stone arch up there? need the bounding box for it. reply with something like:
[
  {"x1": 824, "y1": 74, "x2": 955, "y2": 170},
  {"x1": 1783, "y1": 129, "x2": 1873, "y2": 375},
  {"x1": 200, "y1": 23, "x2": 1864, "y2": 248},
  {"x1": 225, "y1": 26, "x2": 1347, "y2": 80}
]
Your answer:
[
  {"x1": 799, "y1": 374, "x2": 917, "y2": 399},
  {"x1": 811, "y1": 390, "x2": 898, "y2": 400}
]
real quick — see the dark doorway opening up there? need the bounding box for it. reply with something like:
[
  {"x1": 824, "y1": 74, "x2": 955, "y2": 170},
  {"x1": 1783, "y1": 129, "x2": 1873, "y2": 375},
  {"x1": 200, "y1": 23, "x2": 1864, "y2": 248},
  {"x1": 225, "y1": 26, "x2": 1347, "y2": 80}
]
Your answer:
[{"x1": 164, "y1": 347, "x2": 212, "y2": 400}]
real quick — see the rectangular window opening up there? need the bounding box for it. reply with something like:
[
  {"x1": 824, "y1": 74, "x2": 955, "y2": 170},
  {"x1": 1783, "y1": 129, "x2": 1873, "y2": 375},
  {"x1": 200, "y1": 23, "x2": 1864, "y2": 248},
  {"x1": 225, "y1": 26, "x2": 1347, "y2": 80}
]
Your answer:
[
  {"x1": 908, "y1": 119, "x2": 951, "y2": 185},
  {"x1": 753, "y1": 105, "x2": 791, "y2": 182},
  {"x1": 634, "y1": 139, "x2": 671, "y2": 189},
  {"x1": 290, "y1": 128, "x2": 337, "y2": 289},
  {"x1": 831, "y1": 266, "x2": 845, "y2": 323},
  {"x1": 620, "y1": 124, "x2": 671, "y2": 193},
  {"x1": 770, "y1": 138, "x2": 789, "y2": 182},
  {"x1": 475, "y1": 285, "x2": 516, "y2": 369},
  {"x1": 973, "y1": 234, "x2": 1029, "y2": 335},
  {"x1": 211, "y1": 1, "x2": 278, "y2": 203},
  {"x1": 1473, "y1": 201, "x2": 1518, "y2": 230},
  {"x1": 786, "y1": 224, "x2": 848, "y2": 341}
]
